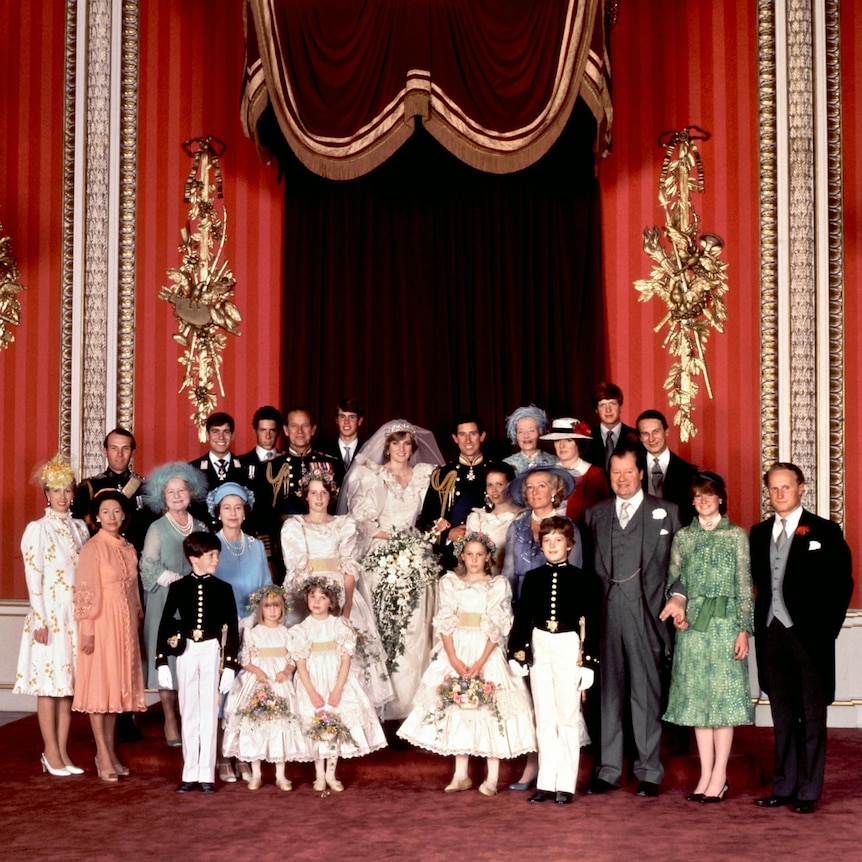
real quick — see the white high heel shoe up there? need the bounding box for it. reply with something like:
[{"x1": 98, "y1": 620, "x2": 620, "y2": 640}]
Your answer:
[{"x1": 41, "y1": 754, "x2": 71, "y2": 777}]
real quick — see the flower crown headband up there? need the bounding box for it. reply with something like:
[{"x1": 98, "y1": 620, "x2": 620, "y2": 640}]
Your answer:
[
  {"x1": 302, "y1": 574, "x2": 343, "y2": 603},
  {"x1": 453, "y1": 531, "x2": 497, "y2": 559},
  {"x1": 246, "y1": 584, "x2": 293, "y2": 613},
  {"x1": 300, "y1": 467, "x2": 337, "y2": 491}
]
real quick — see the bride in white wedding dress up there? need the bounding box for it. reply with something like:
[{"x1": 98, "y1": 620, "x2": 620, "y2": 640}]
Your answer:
[{"x1": 339, "y1": 420, "x2": 444, "y2": 720}]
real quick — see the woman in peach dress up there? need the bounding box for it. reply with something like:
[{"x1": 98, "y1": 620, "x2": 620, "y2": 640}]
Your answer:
[{"x1": 72, "y1": 489, "x2": 146, "y2": 782}]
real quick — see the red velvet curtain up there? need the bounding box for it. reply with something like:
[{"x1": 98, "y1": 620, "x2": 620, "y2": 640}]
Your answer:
[
  {"x1": 243, "y1": 0, "x2": 612, "y2": 178},
  {"x1": 241, "y1": 0, "x2": 609, "y2": 453},
  {"x1": 275, "y1": 105, "x2": 605, "y2": 453}
]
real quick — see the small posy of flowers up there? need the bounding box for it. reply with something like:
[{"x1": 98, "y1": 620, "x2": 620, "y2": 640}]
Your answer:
[
  {"x1": 235, "y1": 682, "x2": 293, "y2": 722},
  {"x1": 367, "y1": 530, "x2": 441, "y2": 675},
  {"x1": 795, "y1": 525, "x2": 810, "y2": 536},
  {"x1": 425, "y1": 673, "x2": 504, "y2": 734},
  {"x1": 306, "y1": 706, "x2": 357, "y2": 749}
]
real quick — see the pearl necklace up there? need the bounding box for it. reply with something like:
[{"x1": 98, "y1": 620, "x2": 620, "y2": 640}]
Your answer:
[
  {"x1": 166, "y1": 511, "x2": 193, "y2": 536},
  {"x1": 220, "y1": 531, "x2": 247, "y2": 558}
]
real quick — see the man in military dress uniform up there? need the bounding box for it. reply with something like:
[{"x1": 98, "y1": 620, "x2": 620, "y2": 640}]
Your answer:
[
  {"x1": 72, "y1": 426, "x2": 153, "y2": 554},
  {"x1": 265, "y1": 407, "x2": 336, "y2": 582},
  {"x1": 419, "y1": 413, "x2": 488, "y2": 566}
]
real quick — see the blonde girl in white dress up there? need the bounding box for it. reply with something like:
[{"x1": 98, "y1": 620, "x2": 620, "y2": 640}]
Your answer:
[
  {"x1": 222, "y1": 585, "x2": 310, "y2": 790},
  {"x1": 398, "y1": 533, "x2": 537, "y2": 795},
  {"x1": 14, "y1": 458, "x2": 90, "y2": 776}
]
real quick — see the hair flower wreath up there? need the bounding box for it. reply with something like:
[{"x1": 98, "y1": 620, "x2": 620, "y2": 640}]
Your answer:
[{"x1": 453, "y1": 531, "x2": 497, "y2": 559}]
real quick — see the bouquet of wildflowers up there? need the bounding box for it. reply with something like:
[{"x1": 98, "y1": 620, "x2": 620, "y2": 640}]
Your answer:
[
  {"x1": 425, "y1": 674, "x2": 504, "y2": 733},
  {"x1": 306, "y1": 706, "x2": 357, "y2": 749},
  {"x1": 367, "y1": 530, "x2": 441, "y2": 674},
  {"x1": 235, "y1": 682, "x2": 293, "y2": 722}
]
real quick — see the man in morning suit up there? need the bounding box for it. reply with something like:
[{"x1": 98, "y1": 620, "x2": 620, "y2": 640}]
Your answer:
[
  {"x1": 584, "y1": 445, "x2": 681, "y2": 797},
  {"x1": 237, "y1": 405, "x2": 283, "y2": 565},
  {"x1": 189, "y1": 411, "x2": 250, "y2": 529},
  {"x1": 584, "y1": 381, "x2": 640, "y2": 472},
  {"x1": 636, "y1": 409, "x2": 698, "y2": 525},
  {"x1": 750, "y1": 462, "x2": 852, "y2": 814},
  {"x1": 329, "y1": 397, "x2": 365, "y2": 486},
  {"x1": 419, "y1": 413, "x2": 488, "y2": 566}
]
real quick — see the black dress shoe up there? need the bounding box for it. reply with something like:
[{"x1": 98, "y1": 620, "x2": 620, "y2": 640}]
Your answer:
[
  {"x1": 528, "y1": 789, "x2": 554, "y2": 804},
  {"x1": 636, "y1": 781, "x2": 660, "y2": 797},
  {"x1": 199, "y1": 782, "x2": 216, "y2": 793},
  {"x1": 754, "y1": 794, "x2": 794, "y2": 808},
  {"x1": 686, "y1": 792, "x2": 705, "y2": 802},
  {"x1": 175, "y1": 781, "x2": 198, "y2": 793},
  {"x1": 586, "y1": 778, "x2": 620, "y2": 795},
  {"x1": 555, "y1": 791, "x2": 574, "y2": 805},
  {"x1": 793, "y1": 800, "x2": 817, "y2": 814}
]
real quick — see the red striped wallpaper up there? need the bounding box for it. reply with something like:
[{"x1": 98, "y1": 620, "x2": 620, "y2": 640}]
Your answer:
[
  {"x1": 600, "y1": 1, "x2": 763, "y2": 550},
  {"x1": 0, "y1": 1, "x2": 66, "y2": 597}
]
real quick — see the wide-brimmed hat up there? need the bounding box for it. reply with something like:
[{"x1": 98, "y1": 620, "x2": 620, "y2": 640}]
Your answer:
[
  {"x1": 508, "y1": 464, "x2": 575, "y2": 506},
  {"x1": 540, "y1": 417, "x2": 593, "y2": 441}
]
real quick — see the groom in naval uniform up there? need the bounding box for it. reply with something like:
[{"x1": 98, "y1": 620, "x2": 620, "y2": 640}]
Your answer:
[
  {"x1": 584, "y1": 445, "x2": 681, "y2": 797},
  {"x1": 419, "y1": 413, "x2": 488, "y2": 568},
  {"x1": 750, "y1": 462, "x2": 852, "y2": 814}
]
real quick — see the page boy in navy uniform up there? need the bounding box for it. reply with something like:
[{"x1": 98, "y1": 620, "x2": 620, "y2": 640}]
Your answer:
[
  {"x1": 509, "y1": 516, "x2": 600, "y2": 804},
  {"x1": 157, "y1": 532, "x2": 240, "y2": 793}
]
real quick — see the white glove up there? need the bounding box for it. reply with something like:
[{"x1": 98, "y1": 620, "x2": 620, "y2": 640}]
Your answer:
[
  {"x1": 576, "y1": 667, "x2": 595, "y2": 692},
  {"x1": 157, "y1": 570, "x2": 182, "y2": 588},
  {"x1": 219, "y1": 669, "x2": 236, "y2": 694},
  {"x1": 508, "y1": 658, "x2": 529, "y2": 678},
  {"x1": 157, "y1": 665, "x2": 173, "y2": 690}
]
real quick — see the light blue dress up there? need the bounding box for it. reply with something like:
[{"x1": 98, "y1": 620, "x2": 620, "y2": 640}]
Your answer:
[
  {"x1": 140, "y1": 515, "x2": 206, "y2": 689},
  {"x1": 215, "y1": 530, "x2": 271, "y2": 629}
]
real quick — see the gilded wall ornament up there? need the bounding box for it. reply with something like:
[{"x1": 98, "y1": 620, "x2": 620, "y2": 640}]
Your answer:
[
  {"x1": 0, "y1": 218, "x2": 26, "y2": 350},
  {"x1": 158, "y1": 136, "x2": 241, "y2": 440},
  {"x1": 634, "y1": 127, "x2": 728, "y2": 442}
]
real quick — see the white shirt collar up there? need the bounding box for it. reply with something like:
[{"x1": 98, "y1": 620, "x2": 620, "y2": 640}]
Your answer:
[
  {"x1": 616, "y1": 489, "x2": 644, "y2": 517},
  {"x1": 649, "y1": 449, "x2": 670, "y2": 471},
  {"x1": 255, "y1": 445, "x2": 276, "y2": 461},
  {"x1": 773, "y1": 505, "x2": 804, "y2": 538},
  {"x1": 209, "y1": 451, "x2": 233, "y2": 468},
  {"x1": 603, "y1": 422, "x2": 622, "y2": 442},
  {"x1": 340, "y1": 438, "x2": 358, "y2": 458}
]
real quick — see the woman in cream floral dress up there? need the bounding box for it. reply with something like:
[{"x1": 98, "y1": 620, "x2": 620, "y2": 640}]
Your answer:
[{"x1": 14, "y1": 458, "x2": 90, "y2": 776}]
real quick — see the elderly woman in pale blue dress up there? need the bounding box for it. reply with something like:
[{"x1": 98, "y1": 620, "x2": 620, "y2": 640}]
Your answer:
[
  {"x1": 503, "y1": 406, "x2": 559, "y2": 476},
  {"x1": 662, "y1": 472, "x2": 754, "y2": 804},
  {"x1": 209, "y1": 481, "x2": 271, "y2": 782},
  {"x1": 140, "y1": 462, "x2": 207, "y2": 746}
]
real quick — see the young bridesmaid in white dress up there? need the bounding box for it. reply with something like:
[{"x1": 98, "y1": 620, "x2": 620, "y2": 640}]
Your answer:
[
  {"x1": 222, "y1": 584, "x2": 310, "y2": 790},
  {"x1": 291, "y1": 576, "x2": 387, "y2": 792},
  {"x1": 398, "y1": 533, "x2": 536, "y2": 795},
  {"x1": 280, "y1": 470, "x2": 394, "y2": 713}
]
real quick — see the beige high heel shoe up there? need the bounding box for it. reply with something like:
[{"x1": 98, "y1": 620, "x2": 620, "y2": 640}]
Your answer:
[{"x1": 94, "y1": 758, "x2": 118, "y2": 782}]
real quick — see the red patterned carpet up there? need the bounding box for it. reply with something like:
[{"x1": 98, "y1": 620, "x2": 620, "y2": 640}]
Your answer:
[{"x1": 0, "y1": 708, "x2": 860, "y2": 861}]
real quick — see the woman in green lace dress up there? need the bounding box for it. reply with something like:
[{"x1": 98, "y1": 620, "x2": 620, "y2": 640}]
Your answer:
[{"x1": 663, "y1": 472, "x2": 754, "y2": 803}]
